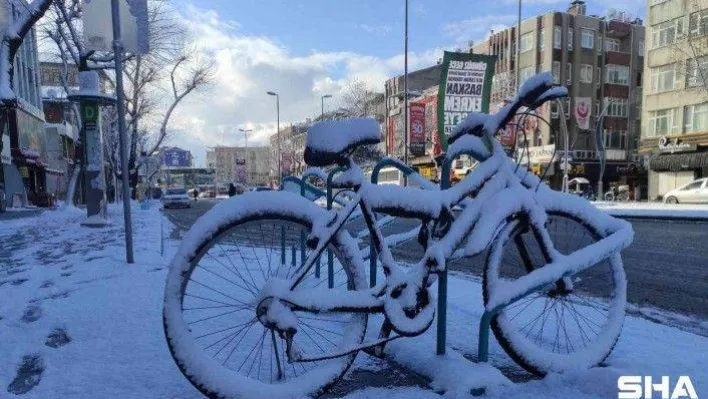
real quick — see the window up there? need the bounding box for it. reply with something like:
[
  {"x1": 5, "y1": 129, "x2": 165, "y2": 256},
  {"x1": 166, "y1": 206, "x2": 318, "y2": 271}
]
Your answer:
[
  {"x1": 581, "y1": 29, "x2": 595, "y2": 49},
  {"x1": 550, "y1": 102, "x2": 559, "y2": 118},
  {"x1": 580, "y1": 64, "x2": 593, "y2": 83},
  {"x1": 605, "y1": 97, "x2": 628, "y2": 117},
  {"x1": 596, "y1": 67, "x2": 601, "y2": 86},
  {"x1": 682, "y1": 180, "x2": 705, "y2": 190},
  {"x1": 554, "y1": 26, "x2": 562, "y2": 49},
  {"x1": 605, "y1": 64, "x2": 630, "y2": 85},
  {"x1": 683, "y1": 102, "x2": 708, "y2": 133},
  {"x1": 552, "y1": 61, "x2": 561, "y2": 84},
  {"x1": 603, "y1": 130, "x2": 627, "y2": 149},
  {"x1": 689, "y1": 9, "x2": 708, "y2": 36},
  {"x1": 565, "y1": 97, "x2": 571, "y2": 119},
  {"x1": 538, "y1": 30, "x2": 544, "y2": 50},
  {"x1": 520, "y1": 32, "x2": 534, "y2": 53},
  {"x1": 568, "y1": 28, "x2": 574, "y2": 50},
  {"x1": 650, "y1": 63, "x2": 677, "y2": 93},
  {"x1": 638, "y1": 39, "x2": 645, "y2": 56},
  {"x1": 648, "y1": 108, "x2": 679, "y2": 136},
  {"x1": 605, "y1": 38, "x2": 621, "y2": 52},
  {"x1": 686, "y1": 56, "x2": 708, "y2": 87},
  {"x1": 519, "y1": 66, "x2": 535, "y2": 85},
  {"x1": 567, "y1": 63, "x2": 572, "y2": 84},
  {"x1": 652, "y1": 18, "x2": 683, "y2": 48}
]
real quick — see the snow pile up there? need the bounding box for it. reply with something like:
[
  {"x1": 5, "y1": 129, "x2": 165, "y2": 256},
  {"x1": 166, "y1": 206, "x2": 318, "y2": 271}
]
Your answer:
[{"x1": 594, "y1": 201, "x2": 708, "y2": 219}]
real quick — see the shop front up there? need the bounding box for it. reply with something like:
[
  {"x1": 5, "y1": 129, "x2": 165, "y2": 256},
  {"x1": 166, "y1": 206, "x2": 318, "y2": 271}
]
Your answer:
[
  {"x1": 11, "y1": 107, "x2": 49, "y2": 206},
  {"x1": 647, "y1": 136, "x2": 708, "y2": 200}
]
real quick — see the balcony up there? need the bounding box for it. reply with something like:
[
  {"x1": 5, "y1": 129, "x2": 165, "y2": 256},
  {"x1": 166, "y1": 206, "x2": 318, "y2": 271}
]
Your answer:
[
  {"x1": 605, "y1": 51, "x2": 630, "y2": 65},
  {"x1": 606, "y1": 20, "x2": 631, "y2": 38}
]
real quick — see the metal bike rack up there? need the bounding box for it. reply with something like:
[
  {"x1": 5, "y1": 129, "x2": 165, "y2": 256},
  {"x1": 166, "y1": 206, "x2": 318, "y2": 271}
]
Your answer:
[{"x1": 369, "y1": 158, "x2": 418, "y2": 289}]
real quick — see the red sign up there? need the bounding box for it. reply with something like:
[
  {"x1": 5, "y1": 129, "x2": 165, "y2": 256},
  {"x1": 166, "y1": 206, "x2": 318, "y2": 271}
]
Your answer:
[{"x1": 409, "y1": 102, "x2": 426, "y2": 156}]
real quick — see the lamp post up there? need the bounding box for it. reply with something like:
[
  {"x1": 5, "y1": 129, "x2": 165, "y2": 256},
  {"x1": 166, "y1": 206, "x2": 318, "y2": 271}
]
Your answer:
[
  {"x1": 403, "y1": 0, "x2": 409, "y2": 173},
  {"x1": 321, "y1": 94, "x2": 332, "y2": 119},
  {"x1": 267, "y1": 91, "x2": 280, "y2": 184},
  {"x1": 239, "y1": 128, "x2": 252, "y2": 186}
]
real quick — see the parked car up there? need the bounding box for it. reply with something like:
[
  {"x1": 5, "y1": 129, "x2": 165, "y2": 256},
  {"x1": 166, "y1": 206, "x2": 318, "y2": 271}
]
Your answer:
[
  {"x1": 250, "y1": 186, "x2": 273, "y2": 192},
  {"x1": 161, "y1": 188, "x2": 191, "y2": 209},
  {"x1": 663, "y1": 178, "x2": 708, "y2": 204}
]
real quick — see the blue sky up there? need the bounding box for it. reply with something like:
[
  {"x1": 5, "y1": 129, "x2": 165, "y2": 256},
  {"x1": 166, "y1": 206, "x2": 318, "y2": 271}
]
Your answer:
[{"x1": 168, "y1": 0, "x2": 645, "y2": 166}]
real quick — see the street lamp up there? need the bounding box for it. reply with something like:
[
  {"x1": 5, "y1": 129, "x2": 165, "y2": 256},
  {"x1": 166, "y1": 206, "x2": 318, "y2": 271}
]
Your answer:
[
  {"x1": 238, "y1": 128, "x2": 252, "y2": 148},
  {"x1": 321, "y1": 94, "x2": 332, "y2": 119},
  {"x1": 267, "y1": 91, "x2": 280, "y2": 184}
]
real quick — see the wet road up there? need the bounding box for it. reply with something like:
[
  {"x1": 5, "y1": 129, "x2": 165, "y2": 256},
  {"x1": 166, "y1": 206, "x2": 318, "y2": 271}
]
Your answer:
[{"x1": 163, "y1": 199, "x2": 708, "y2": 320}]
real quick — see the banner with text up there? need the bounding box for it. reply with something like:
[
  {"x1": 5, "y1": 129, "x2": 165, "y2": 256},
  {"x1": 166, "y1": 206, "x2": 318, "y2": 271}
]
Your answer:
[
  {"x1": 437, "y1": 52, "x2": 495, "y2": 152},
  {"x1": 409, "y1": 102, "x2": 426, "y2": 156},
  {"x1": 233, "y1": 159, "x2": 246, "y2": 184}
]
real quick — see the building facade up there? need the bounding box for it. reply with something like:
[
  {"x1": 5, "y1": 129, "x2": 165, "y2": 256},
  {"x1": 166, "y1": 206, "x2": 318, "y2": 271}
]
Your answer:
[
  {"x1": 472, "y1": 1, "x2": 646, "y2": 193},
  {"x1": 1, "y1": 0, "x2": 46, "y2": 207},
  {"x1": 268, "y1": 122, "x2": 309, "y2": 181},
  {"x1": 640, "y1": 0, "x2": 708, "y2": 200},
  {"x1": 384, "y1": 64, "x2": 442, "y2": 159},
  {"x1": 207, "y1": 146, "x2": 271, "y2": 187}
]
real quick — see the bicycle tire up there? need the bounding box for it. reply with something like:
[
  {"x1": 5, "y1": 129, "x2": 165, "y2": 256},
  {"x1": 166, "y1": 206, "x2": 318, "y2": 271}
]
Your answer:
[
  {"x1": 164, "y1": 192, "x2": 368, "y2": 398},
  {"x1": 483, "y1": 211, "x2": 626, "y2": 376},
  {"x1": 604, "y1": 192, "x2": 615, "y2": 202}
]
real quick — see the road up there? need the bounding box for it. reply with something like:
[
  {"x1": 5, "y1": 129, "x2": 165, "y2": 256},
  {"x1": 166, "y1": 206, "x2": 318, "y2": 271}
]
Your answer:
[{"x1": 163, "y1": 199, "x2": 708, "y2": 321}]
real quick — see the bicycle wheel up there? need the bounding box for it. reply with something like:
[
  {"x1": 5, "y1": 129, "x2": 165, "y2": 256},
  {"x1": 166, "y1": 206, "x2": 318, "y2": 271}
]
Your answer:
[
  {"x1": 164, "y1": 192, "x2": 368, "y2": 398},
  {"x1": 483, "y1": 212, "x2": 626, "y2": 376},
  {"x1": 604, "y1": 191, "x2": 615, "y2": 202},
  {"x1": 618, "y1": 192, "x2": 630, "y2": 202}
]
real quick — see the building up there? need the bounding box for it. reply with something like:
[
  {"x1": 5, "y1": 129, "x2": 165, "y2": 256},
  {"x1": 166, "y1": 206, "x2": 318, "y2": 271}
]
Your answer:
[
  {"x1": 384, "y1": 64, "x2": 442, "y2": 159},
  {"x1": 472, "y1": 1, "x2": 645, "y2": 192},
  {"x1": 207, "y1": 146, "x2": 271, "y2": 187},
  {"x1": 640, "y1": 0, "x2": 708, "y2": 200},
  {"x1": 268, "y1": 121, "x2": 310, "y2": 180},
  {"x1": 161, "y1": 167, "x2": 215, "y2": 189},
  {"x1": 0, "y1": 0, "x2": 46, "y2": 207}
]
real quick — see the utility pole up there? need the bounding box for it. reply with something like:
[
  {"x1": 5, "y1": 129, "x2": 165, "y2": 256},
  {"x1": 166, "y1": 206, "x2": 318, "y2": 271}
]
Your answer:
[
  {"x1": 267, "y1": 92, "x2": 280, "y2": 184},
  {"x1": 111, "y1": 0, "x2": 133, "y2": 263},
  {"x1": 403, "y1": 0, "x2": 409, "y2": 171}
]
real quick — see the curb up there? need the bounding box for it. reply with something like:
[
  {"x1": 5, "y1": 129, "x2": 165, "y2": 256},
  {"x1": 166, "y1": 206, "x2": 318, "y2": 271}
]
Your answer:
[{"x1": 608, "y1": 213, "x2": 708, "y2": 222}]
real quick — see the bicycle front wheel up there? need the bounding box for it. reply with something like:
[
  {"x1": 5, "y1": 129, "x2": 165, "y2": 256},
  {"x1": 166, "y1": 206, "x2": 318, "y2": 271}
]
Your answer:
[
  {"x1": 164, "y1": 192, "x2": 368, "y2": 398},
  {"x1": 483, "y1": 212, "x2": 626, "y2": 376}
]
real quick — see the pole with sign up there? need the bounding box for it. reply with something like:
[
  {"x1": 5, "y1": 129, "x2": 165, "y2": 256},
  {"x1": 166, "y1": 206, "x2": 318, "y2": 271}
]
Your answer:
[{"x1": 68, "y1": 71, "x2": 116, "y2": 226}]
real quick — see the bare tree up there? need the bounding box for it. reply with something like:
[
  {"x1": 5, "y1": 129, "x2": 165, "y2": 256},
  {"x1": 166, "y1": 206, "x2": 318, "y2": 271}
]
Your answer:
[
  {"x1": 45, "y1": 0, "x2": 215, "y2": 197},
  {"x1": 1, "y1": 0, "x2": 55, "y2": 199}
]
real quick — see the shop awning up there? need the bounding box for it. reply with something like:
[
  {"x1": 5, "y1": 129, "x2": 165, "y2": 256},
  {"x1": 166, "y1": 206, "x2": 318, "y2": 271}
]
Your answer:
[{"x1": 649, "y1": 151, "x2": 708, "y2": 172}]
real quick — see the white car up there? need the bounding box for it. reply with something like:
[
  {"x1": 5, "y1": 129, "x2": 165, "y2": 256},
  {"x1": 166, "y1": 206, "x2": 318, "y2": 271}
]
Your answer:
[
  {"x1": 663, "y1": 178, "x2": 708, "y2": 204},
  {"x1": 161, "y1": 188, "x2": 191, "y2": 209}
]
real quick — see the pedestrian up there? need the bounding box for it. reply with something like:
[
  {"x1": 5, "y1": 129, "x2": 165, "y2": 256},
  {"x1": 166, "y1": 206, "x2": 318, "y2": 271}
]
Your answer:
[
  {"x1": 228, "y1": 183, "x2": 236, "y2": 197},
  {"x1": 193, "y1": 187, "x2": 199, "y2": 202}
]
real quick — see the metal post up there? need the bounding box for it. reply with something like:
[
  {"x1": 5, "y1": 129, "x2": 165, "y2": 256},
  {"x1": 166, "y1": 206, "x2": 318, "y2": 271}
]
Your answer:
[
  {"x1": 281, "y1": 225, "x2": 286, "y2": 265},
  {"x1": 557, "y1": 99, "x2": 570, "y2": 193},
  {"x1": 277, "y1": 96, "x2": 280, "y2": 184},
  {"x1": 111, "y1": 0, "x2": 134, "y2": 263},
  {"x1": 403, "y1": 0, "x2": 409, "y2": 178}
]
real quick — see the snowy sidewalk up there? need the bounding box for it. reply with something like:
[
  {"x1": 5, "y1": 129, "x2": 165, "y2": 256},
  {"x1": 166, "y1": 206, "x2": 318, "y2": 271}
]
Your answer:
[
  {"x1": 0, "y1": 205, "x2": 706, "y2": 398},
  {"x1": 593, "y1": 201, "x2": 708, "y2": 220}
]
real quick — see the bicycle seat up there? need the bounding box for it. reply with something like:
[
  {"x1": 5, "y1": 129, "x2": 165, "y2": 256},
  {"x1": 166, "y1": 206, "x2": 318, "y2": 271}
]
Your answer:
[{"x1": 305, "y1": 118, "x2": 381, "y2": 167}]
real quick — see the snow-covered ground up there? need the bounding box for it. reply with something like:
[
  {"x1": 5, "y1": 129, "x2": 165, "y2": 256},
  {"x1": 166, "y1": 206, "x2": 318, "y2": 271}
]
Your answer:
[
  {"x1": 0, "y1": 204, "x2": 706, "y2": 398},
  {"x1": 593, "y1": 201, "x2": 708, "y2": 219}
]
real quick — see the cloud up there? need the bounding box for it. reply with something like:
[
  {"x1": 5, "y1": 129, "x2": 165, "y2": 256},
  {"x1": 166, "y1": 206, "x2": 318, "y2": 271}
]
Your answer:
[
  {"x1": 165, "y1": 4, "x2": 442, "y2": 166},
  {"x1": 358, "y1": 24, "x2": 392, "y2": 36},
  {"x1": 443, "y1": 15, "x2": 518, "y2": 45}
]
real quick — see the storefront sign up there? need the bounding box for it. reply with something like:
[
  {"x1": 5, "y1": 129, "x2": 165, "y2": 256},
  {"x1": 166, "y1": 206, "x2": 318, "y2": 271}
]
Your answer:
[
  {"x1": 83, "y1": 0, "x2": 149, "y2": 54},
  {"x1": 17, "y1": 109, "x2": 46, "y2": 160},
  {"x1": 516, "y1": 144, "x2": 556, "y2": 165},
  {"x1": 658, "y1": 136, "x2": 697, "y2": 154},
  {"x1": 437, "y1": 52, "x2": 495, "y2": 152},
  {"x1": 409, "y1": 102, "x2": 426, "y2": 156},
  {"x1": 1, "y1": 135, "x2": 10, "y2": 164}
]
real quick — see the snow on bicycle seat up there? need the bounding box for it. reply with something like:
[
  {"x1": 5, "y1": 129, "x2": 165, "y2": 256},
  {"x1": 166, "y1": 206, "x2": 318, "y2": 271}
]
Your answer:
[{"x1": 305, "y1": 118, "x2": 381, "y2": 166}]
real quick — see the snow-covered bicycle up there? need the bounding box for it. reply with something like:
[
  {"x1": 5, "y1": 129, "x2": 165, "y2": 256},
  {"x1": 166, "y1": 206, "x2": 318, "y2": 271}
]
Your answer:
[{"x1": 163, "y1": 73, "x2": 634, "y2": 398}]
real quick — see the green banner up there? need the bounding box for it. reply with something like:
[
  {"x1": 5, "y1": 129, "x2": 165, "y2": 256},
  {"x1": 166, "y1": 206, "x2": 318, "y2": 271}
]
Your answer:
[{"x1": 436, "y1": 52, "x2": 496, "y2": 152}]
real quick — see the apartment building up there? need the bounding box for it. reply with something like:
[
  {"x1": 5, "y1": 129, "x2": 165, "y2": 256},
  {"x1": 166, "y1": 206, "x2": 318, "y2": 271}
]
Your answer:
[
  {"x1": 269, "y1": 122, "x2": 310, "y2": 180},
  {"x1": 472, "y1": 1, "x2": 645, "y2": 192},
  {"x1": 207, "y1": 146, "x2": 271, "y2": 187},
  {"x1": 640, "y1": 0, "x2": 708, "y2": 199}
]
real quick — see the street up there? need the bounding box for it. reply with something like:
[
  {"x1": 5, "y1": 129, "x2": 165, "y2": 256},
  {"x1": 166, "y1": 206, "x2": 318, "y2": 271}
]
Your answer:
[{"x1": 164, "y1": 199, "x2": 708, "y2": 321}]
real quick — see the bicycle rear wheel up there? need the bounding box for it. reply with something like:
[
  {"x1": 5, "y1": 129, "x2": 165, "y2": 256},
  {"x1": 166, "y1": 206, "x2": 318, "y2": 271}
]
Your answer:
[
  {"x1": 483, "y1": 212, "x2": 626, "y2": 376},
  {"x1": 164, "y1": 193, "x2": 368, "y2": 398}
]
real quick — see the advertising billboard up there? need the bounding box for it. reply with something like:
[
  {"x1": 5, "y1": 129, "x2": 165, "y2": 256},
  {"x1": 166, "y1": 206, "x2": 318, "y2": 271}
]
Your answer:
[
  {"x1": 437, "y1": 52, "x2": 495, "y2": 152},
  {"x1": 233, "y1": 159, "x2": 246, "y2": 184},
  {"x1": 409, "y1": 102, "x2": 426, "y2": 156},
  {"x1": 162, "y1": 149, "x2": 191, "y2": 168}
]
